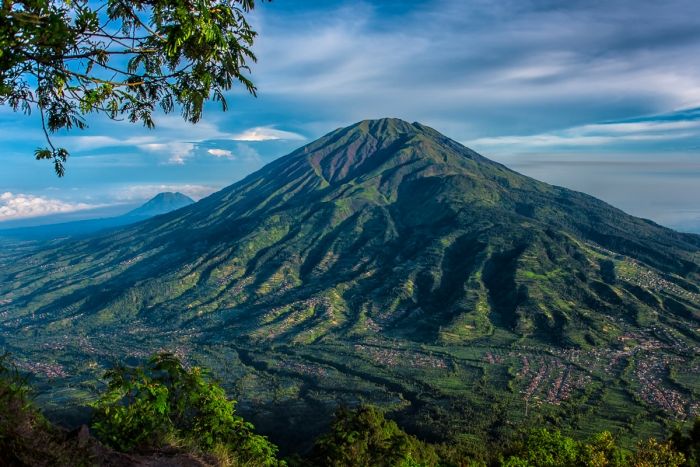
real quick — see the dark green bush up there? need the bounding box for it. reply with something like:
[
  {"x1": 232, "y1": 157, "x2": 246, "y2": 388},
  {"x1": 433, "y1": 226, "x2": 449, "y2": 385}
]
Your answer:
[
  {"x1": 308, "y1": 405, "x2": 439, "y2": 467},
  {"x1": 499, "y1": 428, "x2": 637, "y2": 467},
  {"x1": 91, "y1": 352, "x2": 282, "y2": 465},
  {"x1": 671, "y1": 418, "x2": 700, "y2": 467}
]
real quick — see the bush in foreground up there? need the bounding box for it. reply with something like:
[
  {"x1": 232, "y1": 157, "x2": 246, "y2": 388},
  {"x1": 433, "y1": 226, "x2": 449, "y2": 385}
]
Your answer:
[
  {"x1": 0, "y1": 354, "x2": 92, "y2": 466},
  {"x1": 91, "y1": 352, "x2": 282, "y2": 466},
  {"x1": 306, "y1": 405, "x2": 440, "y2": 467}
]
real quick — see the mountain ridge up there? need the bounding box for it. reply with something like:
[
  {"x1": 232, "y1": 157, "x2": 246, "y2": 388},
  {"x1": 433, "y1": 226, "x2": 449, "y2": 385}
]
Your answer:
[{"x1": 0, "y1": 118, "x2": 698, "y2": 448}]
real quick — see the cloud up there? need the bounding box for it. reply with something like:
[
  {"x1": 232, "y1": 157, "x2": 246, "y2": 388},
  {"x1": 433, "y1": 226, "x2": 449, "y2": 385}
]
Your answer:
[
  {"x1": 0, "y1": 192, "x2": 96, "y2": 222},
  {"x1": 138, "y1": 142, "x2": 196, "y2": 165},
  {"x1": 469, "y1": 132, "x2": 694, "y2": 148},
  {"x1": 466, "y1": 108, "x2": 700, "y2": 150},
  {"x1": 250, "y1": 0, "x2": 700, "y2": 140},
  {"x1": 55, "y1": 116, "x2": 302, "y2": 164},
  {"x1": 231, "y1": 127, "x2": 305, "y2": 141},
  {"x1": 207, "y1": 148, "x2": 234, "y2": 158},
  {"x1": 231, "y1": 143, "x2": 262, "y2": 162}
]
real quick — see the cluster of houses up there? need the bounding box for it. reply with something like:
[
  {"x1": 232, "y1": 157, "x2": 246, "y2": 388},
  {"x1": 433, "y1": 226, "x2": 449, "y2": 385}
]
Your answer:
[{"x1": 353, "y1": 343, "x2": 448, "y2": 369}]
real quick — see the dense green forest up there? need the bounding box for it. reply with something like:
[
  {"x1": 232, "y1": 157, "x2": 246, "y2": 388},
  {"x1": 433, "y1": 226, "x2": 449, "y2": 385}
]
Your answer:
[{"x1": 1, "y1": 353, "x2": 698, "y2": 466}]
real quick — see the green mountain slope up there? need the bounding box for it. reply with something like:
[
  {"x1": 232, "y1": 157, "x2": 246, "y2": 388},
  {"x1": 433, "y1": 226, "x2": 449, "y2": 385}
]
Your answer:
[{"x1": 1, "y1": 119, "x2": 698, "y2": 449}]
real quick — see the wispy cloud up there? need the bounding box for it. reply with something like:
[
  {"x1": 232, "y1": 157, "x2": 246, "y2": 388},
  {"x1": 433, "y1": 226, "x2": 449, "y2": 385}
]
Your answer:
[
  {"x1": 252, "y1": 0, "x2": 700, "y2": 138},
  {"x1": 231, "y1": 127, "x2": 305, "y2": 141},
  {"x1": 140, "y1": 142, "x2": 196, "y2": 165},
  {"x1": 467, "y1": 108, "x2": 700, "y2": 150},
  {"x1": 0, "y1": 192, "x2": 97, "y2": 221},
  {"x1": 207, "y1": 148, "x2": 234, "y2": 158},
  {"x1": 57, "y1": 117, "x2": 303, "y2": 164}
]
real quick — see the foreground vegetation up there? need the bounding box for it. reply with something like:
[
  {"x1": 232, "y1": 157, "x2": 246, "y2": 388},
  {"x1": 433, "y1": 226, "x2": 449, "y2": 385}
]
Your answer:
[{"x1": 1, "y1": 353, "x2": 699, "y2": 466}]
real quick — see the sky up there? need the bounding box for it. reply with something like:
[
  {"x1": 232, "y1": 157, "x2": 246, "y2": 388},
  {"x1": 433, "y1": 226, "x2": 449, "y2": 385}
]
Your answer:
[{"x1": 1, "y1": 0, "x2": 700, "y2": 231}]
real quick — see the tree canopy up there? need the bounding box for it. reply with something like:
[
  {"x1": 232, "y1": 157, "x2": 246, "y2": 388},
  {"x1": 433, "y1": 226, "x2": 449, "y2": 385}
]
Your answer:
[
  {"x1": 0, "y1": 0, "x2": 263, "y2": 176},
  {"x1": 91, "y1": 352, "x2": 281, "y2": 465}
]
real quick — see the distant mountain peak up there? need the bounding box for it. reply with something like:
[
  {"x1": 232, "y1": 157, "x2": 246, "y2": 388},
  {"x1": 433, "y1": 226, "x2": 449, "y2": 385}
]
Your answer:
[{"x1": 126, "y1": 192, "x2": 195, "y2": 217}]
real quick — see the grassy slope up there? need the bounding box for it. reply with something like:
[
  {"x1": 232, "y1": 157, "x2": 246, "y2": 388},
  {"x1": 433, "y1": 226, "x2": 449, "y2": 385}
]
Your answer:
[{"x1": 0, "y1": 118, "x2": 698, "y2": 451}]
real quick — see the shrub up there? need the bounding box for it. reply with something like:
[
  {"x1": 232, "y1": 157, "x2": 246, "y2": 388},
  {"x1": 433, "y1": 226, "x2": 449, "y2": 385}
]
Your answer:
[
  {"x1": 91, "y1": 352, "x2": 282, "y2": 465},
  {"x1": 670, "y1": 418, "x2": 700, "y2": 466},
  {"x1": 631, "y1": 438, "x2": 685, "y2": 467},
  {"x1": 580, "y1": 431, "x2": 628, "y2": 467},
  {"x1": 501, "y1": 428, "x2": 581, "y2": 467},
  {"x1": 0, "y1": 354, "x2": 91, "y2": 466},
  {"x1": 308, "y1": 405, "x2": 439, "y2": 467}
]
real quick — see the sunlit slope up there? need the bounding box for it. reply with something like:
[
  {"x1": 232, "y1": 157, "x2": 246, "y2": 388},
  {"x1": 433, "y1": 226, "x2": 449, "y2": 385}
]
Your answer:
[
  {"x1": 1, "y1": 119, "x2": 699, "y2": 448},
  {"x1": 2, "y1": 118, "x2": 698, "y2": 346}
]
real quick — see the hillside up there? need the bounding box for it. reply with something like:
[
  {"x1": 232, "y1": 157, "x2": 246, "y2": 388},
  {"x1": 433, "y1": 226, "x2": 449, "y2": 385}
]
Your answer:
[
  {"x1": 0, "y1": 192, "x2": 194, "y2": 241},
  {"x1": 0, "y1": 119, "x2": 698, "y2": 449}
]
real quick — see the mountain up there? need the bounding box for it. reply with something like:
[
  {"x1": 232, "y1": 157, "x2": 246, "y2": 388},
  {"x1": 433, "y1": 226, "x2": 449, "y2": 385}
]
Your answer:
[
  {"x1": 0, "y1": 192, "x2": 194, "y2": 241},
  {"x1": 0, "y1": 119, "x2": 698, "y2": 449},
  {"x1": 123, "y1": 192, "x2": 195, "y2": 218}
]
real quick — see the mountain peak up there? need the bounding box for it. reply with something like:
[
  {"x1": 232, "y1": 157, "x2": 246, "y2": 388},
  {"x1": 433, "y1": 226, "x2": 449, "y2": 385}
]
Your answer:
[
  {"x1": 2, "y1": 118, "x2": 700, "y2": 448},
  {"x1": 347, "y1": 117, "x2": 421, "y2": 135},
  {"x1": 296, "y1": 118, "x2": 460, "y2": 185},
  {"x1": 126, "y1": 192, "x2": 195, "y2": 217}
]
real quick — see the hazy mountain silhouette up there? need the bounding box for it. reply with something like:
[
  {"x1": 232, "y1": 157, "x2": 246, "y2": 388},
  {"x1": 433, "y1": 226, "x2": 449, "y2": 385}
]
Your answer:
[{"x1": 0, "y1": 192, "x2": 194, "y2": 241}]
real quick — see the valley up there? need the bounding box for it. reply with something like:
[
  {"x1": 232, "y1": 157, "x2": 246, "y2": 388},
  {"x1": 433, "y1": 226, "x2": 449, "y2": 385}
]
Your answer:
[{"x1": 0, "y1": 119, "x2": 698, "y2": 452}]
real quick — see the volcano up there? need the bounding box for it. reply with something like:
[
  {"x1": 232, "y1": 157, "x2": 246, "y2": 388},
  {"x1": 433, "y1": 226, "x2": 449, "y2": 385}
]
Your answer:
[{"x1": 1, "y1": 118, "x2": 698, "y2": 447}]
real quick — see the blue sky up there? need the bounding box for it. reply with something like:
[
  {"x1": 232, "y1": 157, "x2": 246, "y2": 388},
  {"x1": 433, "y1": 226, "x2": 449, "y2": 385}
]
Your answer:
[{"x1": 1, "y1": 0, "x2": 700, "y2": 230}]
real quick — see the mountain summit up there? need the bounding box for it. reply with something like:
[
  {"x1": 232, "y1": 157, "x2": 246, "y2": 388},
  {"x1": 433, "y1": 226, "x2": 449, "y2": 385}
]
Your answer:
[
  {"x1": 125, "y1": 191, "x2": 194, "y2": 218},
  {"x1": 1, "y1": 119, "x2": 698, "y2": 446}
]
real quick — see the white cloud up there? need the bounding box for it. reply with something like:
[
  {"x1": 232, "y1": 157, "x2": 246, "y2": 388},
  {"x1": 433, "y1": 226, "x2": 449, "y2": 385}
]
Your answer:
[
  {"x1": 249, "y1": 0, "x2": 700, "y2": 139},
  {"x1": 469, "y1": 132, "x2": 695, "y2": 148},
  {"x1": 55, "y1": 116, "x2": 302, "y2": 164},
  {"x1": 467, "y1": 113, "x2": 700, "y2": 150},
  {"x1": 231, "y1": 127, "x2": 305, "y2": 141},
  {"x1": 578, "y1": 120, "x2": 700, "y2": 134},
  {"x1": 232, "y1": 143, "x2": 262, "y2": 162},
  {"x1": 137, "y1": 142, "x2": 196, "y2": 165},
  {"x1": 207, "y1": 148, "x2": 234, "y2": 158},
  {"x1": 0, "y1": 192, "x2": 96, "y2": 222}
]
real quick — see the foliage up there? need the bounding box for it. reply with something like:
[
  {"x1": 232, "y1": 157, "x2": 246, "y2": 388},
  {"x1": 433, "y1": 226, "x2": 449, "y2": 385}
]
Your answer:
[
  {"x1": 308, "y1": 405, "x2": 440, "y2": 467},
  {"x1": 501, "y1": 428, "x2": 582, "y2": 467},
  {"x1": 0, "y1": 354, "x2": 91, "y2": 466},
  {"x1": 91, "y1": 352, "x2": 281, "y2": 465},
  {"x1": 0, "y1": 0, "x2": 264, "y2": 175},
  {"x1": 1, "y1": 350, "x2": 697, "y2": 466},
  {"x1": 671, "y1": 419, "x2": 700, "y2": 467},
  {"x1": 501, "y1": 429, "x2": 631, "y2": 467},
  {"x1": 630, "y1": 438, "x2": 685, "y2": 467},
  {"x1": 582, "y1": 431, "x2": 628, "y2": 467}
]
